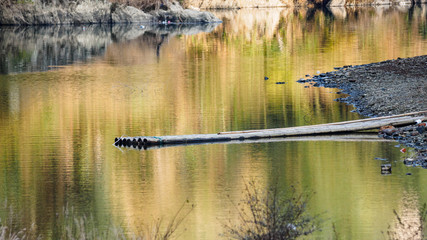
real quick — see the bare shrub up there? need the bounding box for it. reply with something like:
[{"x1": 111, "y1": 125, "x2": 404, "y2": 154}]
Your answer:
[
  {"x1": 138, "y1": 200, "x2": 195, "y2": 240},
  {"x1": 56, "y1": 201, "x2": 194, "y2": 240},
  {"x1": 222, "y1": 180, "x2": 320, "y2": 240}
]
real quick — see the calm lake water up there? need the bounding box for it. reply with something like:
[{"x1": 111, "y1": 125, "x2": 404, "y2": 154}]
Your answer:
[{"x1": 1, "y1": 5, "x2": 427, "y2": 239}]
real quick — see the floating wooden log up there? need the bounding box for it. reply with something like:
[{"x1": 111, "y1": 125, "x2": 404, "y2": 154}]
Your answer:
[
  {"x1": 117, "y1": 133, "x2": 394, "y2": 150},
  {"x1": 114, "y1": 110, "x2": 427, "y2": 149}
]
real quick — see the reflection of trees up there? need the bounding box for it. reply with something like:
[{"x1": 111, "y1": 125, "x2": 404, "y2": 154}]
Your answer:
[
  {"x1": 0, "y1": 25, "x2": 111, "y2": 74},
  {"x1": 385, "y1": 191, "x2": 425, "y2": 240},
  {"x1": 0, "y1": 23, "x2": 219, "y2": 74},
  {"x1": 177, "y1": 6, "x2": 427, "y2": 129}
]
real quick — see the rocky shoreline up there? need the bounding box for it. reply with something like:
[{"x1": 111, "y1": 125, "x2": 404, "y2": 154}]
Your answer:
[
  {"x1": 298, "y1": 55, "x2": 427, "y2": 118},
  {"x1": 0, "y1": 0, "x2": 220, "y2": 25},
  {"x1": 298, "y1": 55, "x2": 427, "y2": 165}
]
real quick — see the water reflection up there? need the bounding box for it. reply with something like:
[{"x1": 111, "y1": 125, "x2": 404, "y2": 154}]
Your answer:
[
  {"x1": 0, "y1": 6, "x2": 427, "y2": 240},
  {"x1": 0, "y1": 23, "x2": 220, "y2": 74},
  {"x1": 387, "y1": 190, "x2": 424, "y2": 240}
]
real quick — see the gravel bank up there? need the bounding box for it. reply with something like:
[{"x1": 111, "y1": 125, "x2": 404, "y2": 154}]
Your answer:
[
  {"x1": 298, "y1": 55, "x2": 427, "y2": 117},
  {"x1": 298, "y1": 55, "x2": 427, "y2": 160}
]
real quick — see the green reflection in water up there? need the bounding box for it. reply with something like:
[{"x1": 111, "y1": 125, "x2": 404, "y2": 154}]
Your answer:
[{"x1": 0, "y1": 5, "x2": 427, "y2": 240}]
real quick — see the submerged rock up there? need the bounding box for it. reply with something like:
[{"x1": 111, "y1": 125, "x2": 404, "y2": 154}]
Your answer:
[
  {"x1": 402, "y1": 150, "x2": 427, "y2": 168},
  {"x1": 378, "y1": 122, "x2": 427, "y2": 167},
  {"x1": 379, "y1": 122, "x2": 427, "y2": 150}
]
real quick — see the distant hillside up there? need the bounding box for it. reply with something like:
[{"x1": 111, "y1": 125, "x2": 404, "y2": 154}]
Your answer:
[
  {"x1": 183, "y1": 0, "x2": 426, "y2": 8},
  {"x1": 0, "y1": 0, "x2": 220, "y2": 25},
  {"x1": 1, "y1": 0, "x2": 426, "y2": 25}
]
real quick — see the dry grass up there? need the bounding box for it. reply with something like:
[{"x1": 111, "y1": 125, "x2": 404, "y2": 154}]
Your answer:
[{"x1": 0, "y1": 200, "x2": 40, "y2": 240}]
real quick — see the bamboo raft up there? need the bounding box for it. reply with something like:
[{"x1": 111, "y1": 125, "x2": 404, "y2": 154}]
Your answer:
[{"x1": 114, "y1": 111, "x2": 427, "y2": 149}]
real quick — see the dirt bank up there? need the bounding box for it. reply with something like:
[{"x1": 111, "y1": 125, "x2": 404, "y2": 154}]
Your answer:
[{"x1": 298, "y1": 55, "x2": 427, "y2": 159}]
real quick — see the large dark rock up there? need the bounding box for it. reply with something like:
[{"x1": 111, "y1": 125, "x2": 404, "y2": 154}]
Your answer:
[
  {"x1": 111, "y1": 4, "x2": 154, "y2": 23},
  {"x1": 149, "y1": 1, "x2": 220, "y2": 23}
]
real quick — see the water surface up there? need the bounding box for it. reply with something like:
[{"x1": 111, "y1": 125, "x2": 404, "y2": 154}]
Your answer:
[{"x1": 1, "y1": 5, "x2": 427, "y2": 239}]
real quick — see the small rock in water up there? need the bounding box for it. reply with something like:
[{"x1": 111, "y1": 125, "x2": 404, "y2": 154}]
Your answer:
[
  {"x1": 381, "y1": 164, "x2": 392, "y2": 175},
  {"x1": 404, "y1": 158, "x2": 414, "y2": 165},
  {"x1": 381, "y1": 128, "x2": 397, "y2": 135}
]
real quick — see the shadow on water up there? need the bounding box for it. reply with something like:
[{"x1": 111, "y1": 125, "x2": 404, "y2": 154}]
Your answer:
[{"x1": 0, "y1": 23, "x2": 220, "y2": 74}]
